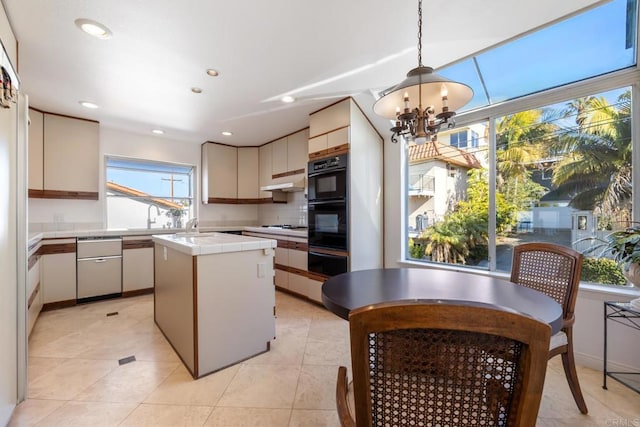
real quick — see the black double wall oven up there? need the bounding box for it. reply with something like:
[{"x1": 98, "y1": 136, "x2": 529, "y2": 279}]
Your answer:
[{"x1": 307, "y1": 154, "x2": 349, "y2": 277}]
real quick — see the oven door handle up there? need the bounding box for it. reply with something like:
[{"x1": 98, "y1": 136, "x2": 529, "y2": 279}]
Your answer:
[
  {"x1": 308, "y1": 199, "x2": 346, "y2": 206},
  {"x1": 309, "y1": 251, "x2": 347, "y2": 260},
  {"x1": 308, "y1": 167, "x2": 346, "y2": 178}
]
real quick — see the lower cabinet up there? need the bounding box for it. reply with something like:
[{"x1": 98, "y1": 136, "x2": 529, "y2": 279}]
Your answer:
[
  {"x1": 42, "y1": 251, "x2": 76, "y2": 304},
  {"x1": 123, "y1": 246, "x2": 154, "y2": 292},
  {"x1": 27, "y1": 250, "x2": 42, "y2": 335},
  {"x1": 307, "y1": 276, "x2": 325, "y2": 303}
]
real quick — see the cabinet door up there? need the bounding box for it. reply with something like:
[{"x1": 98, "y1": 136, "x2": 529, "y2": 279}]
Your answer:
[
  {"x1": 123, "y1": 247, "x2": 154, "y2": 292},
  {"x1": 42, "y1": 252, "x2": 76, "y2": 303},
  {"x1": 288, "y1": 273, "x2": 307, "y2": 296},
  {"x1": 308, "y1": 134, "x2": 327, "y2": 155},
  {"x1": 287, "y1": 129, "x2": 309, "y2": 173},
  {"x1": 205, "y1": 143, "x2": 238, "y2": 200},
  {"x1": 288, "y1": 247, "x2": 307, "y2": 271},
  {"x1": 237, "y1": 147, "x2": 259, "y2": 199},
  {"x1": 28, "y1": 108, "x2": 44, "y2": 191},
  {"x1": 328, "y1": 127, "x2": 349, "y2": 149},
  {"x1": 43, "y1": 114, "x2": 99, "y2": 193},
  {"x1": 272, "y1": 137, "x2": 288, "y2": 176},
  {"x1": 307, "y1": 277, "x2": 325, "y2": 303},
  {"x1": 259, "y1": 143, "x2": 273, "y2": 198},
  {"x1": 275, "y1": 269, "x2": 289, "y2": 290}
]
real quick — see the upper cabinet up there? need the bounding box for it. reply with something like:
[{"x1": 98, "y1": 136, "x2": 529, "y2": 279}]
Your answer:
[
  {"x1": 271, "y1": 128, "x2": 309, "y2": 179},
  {"x1": 202, "y1": 142, "x2": 238, "y2": 203},
  {"x1": 259, "y1": 143, "x2": 273, "y2": 200},
  {"x1": 308, "y1": 100, "x2": 351, "y2": 160},
  {"x1": 28, "y1": 109, "x2": 99, "y2": 200},
  {"x1": 237, "y1": 147, "x2": 259, "y2": 200}
]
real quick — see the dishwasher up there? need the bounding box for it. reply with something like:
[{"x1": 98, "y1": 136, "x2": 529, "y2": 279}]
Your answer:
[{"x1": 77, "y1": 236, "x2": 123, "y2": 301}]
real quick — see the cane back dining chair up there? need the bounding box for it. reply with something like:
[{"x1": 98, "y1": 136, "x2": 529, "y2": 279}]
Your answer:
[
  {"x1": 510, "y1": 242, "x2": 588, "y2": 414},
  {"x1": 336, "y1": 301, "x2": 552, "y2": 427}
]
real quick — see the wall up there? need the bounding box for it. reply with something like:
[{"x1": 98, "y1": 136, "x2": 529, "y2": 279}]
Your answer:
[
  {"x1": 0, "y1": 3, "x2": 20, "y2": 422},
  {"x1": 258, "y1": 191, "x2": 306, "y2": 226}
]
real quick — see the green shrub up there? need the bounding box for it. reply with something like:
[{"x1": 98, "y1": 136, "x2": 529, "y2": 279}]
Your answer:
[
  {"x1": 408, "y1": 238, "x2": 426, "y2": 259},
  {"x1": 581, "y1": 257, "x2": 627, "y2": 286}
]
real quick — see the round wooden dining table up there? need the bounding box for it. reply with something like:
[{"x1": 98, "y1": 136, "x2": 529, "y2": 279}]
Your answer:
[{"x1": 321, "y1": 268, "x2": 564, "y2": 334}]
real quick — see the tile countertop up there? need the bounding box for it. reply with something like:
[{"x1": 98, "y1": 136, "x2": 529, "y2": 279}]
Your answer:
[
  {"x1": 28, "y1": 226, "x2": 308, "y2": 248},
  {"x1": 152, "y1": 232, "x2": 277, "y2": 256}
]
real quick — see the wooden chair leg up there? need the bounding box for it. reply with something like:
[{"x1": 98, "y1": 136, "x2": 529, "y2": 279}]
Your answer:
[{"x1": 561, "y1": 347, "x2": 588, "y2": 414}]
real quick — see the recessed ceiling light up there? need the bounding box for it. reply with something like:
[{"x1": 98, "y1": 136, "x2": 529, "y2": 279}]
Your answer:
[
  {"x1": 191, "y1": 87, "x2": 203, "y2": 94},
  {"x1": 79, "y1": 101, "x2": 99, "y2": 109},
  {"x1": 206, "y1": 69, "x2": 219, "y2": 77},
  {"x1": 221, "y1": 131, "x2": 233, "y2": 136},
  {"x1": 281, "y1": 96, "x2": 295, "y2": 103},
  {"x1": 75, "y1": 18, "x2": 112, "y2": 39},
  {"x1": 151, "y1": 129, "x2": 164, "y2": 135}
]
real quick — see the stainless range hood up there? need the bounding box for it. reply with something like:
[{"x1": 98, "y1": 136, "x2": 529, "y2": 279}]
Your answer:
[{"x1": 260, "y1": 177, "x2": 305, "y2": 192}]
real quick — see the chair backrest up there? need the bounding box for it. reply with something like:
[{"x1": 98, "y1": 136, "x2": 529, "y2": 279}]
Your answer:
[
  {"x1": 348, "y1": 301, "x2": 551, "y2": 427},
  {"x1": 510, "y1": 242, "x2": 583, "y2": 327}
]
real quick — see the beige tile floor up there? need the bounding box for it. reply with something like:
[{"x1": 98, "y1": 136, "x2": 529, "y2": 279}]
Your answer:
[{"x1": 9, "y1": 292, "x2": 640, "y2": 426}]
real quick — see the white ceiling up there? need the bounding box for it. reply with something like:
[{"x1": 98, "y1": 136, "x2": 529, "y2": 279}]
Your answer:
[{"x1": 2, "y1": 0, "x2": 606, "y2": 146}]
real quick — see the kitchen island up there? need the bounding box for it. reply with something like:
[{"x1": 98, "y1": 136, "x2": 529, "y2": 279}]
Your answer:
[{"x1": 152, "y1": 232, "x2": 276, "y2": 378}]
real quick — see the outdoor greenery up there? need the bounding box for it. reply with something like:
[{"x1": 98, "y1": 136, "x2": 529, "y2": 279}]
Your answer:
[
  {"x1": 410, "y1": 89, "x2": 633, "y2": 285},
  {"x1": 580, "y1": 257, "x2": 627, "y2": 286}
]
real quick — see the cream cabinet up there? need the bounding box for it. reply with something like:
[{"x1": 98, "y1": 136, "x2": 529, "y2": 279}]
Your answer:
[
  {"x1": 28, "y1": 109, "x2": 99, "y2": 199},
  {"x1": 307, "y1": 275, "x2": 325, "y2": 303},
  {"x1": 41, "y1": 243, "x2": 76, "y2": 304},
  {"x1": 287, "y1": 129, "x2": 308, "y2": 173},
  {"x1": 308, "y1": 126, "x2": 349, "y2": 159},
  {"x1": 237, "y1": 147, "x2": 259, "y2": 200},
  {"x1": 28, "y1": 108, "x2": 44, "y2": 191},
  {"x1": 123, "y1": 245, "x2": 154, "y2": 292},
  {"x1": 271, "y1": 128, "x2": 309, "y2": 179},
  {"x1": 259, "y1": 143, "x2": 273, "y2": 199},
  {"x1": 272, "y1": 137, "x2": 288, "y2": 176},
  {"x1": 202, "y1": 142, "x2": 238, "y2": 202}
]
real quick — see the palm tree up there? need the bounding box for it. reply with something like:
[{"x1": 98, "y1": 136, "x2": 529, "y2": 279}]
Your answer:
[
  {"x1": 495, "y1": 110, "x2": 555, "y2": 206},
  {"x1": 549, "y1": 92, "x2": 631, "y2": 217}
]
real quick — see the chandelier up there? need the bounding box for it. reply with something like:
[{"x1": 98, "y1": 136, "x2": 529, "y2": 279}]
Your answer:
[{"x1": 373, "y1": 0, "x2": 473, "y2": 144}]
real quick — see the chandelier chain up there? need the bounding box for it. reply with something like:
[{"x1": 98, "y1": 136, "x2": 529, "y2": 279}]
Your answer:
[{"x1": 417, "y1": 0, "x2": 422, "y2": 66}]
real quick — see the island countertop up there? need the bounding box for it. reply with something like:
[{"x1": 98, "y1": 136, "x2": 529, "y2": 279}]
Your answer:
[{"x1": 152, "y1": 232, "x2": 277, "y2": 256}]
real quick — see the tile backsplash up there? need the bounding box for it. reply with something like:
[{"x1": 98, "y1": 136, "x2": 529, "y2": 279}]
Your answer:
[{"x1": 258, "y1": 191, "x2": 307, "y2": 226}]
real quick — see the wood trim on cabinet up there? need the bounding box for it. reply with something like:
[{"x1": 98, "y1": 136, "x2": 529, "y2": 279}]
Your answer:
[
  {"x1": 122, "y1": 240, "x2": 154, "y2": 250},
  {"x1": 192, "y1": 256, "x2": 199, "y2": 379},
  {"x1": 40, "y1": 242, "x2": 76, "y2": 255},
  {"x1": 29, "y1": 107, "x2": 100, "y2": 124},
  {"x1": 28, "y1": 253, "x2": 40, "y2": 270},
  {"x1": 42, "y1": 299, "x2": 77, "y2": 311},
  {"x1": 309, "y1": 97, "x2": 351, "y2": 117},
  {"x1": 272, "y1": 169, "x2": 305, "y2": 180},
  {"x1": 262, "y1": 126, "x2": 310, "y2": 146},
  {"x1": 27, "y1": 283, "x2": 40, "y2": 309},
  {"x1": 207, "y1": 197, "x2": 281, "y2": 204},
  {"x1": 307, "y1": 271, "x2": 329, "y2": 282},
  {"x1": 122, "y1": 288, "x2": 154, "y2": 298},
  {"x1": 308, "y1": 143, "x2": 349, "y2": 161},
  {"x1": 29, "y1": 189, "x2": 99, "y2": 200},
  {"x1": 274, "y1": 264, "x2": 308, "y2": 278}
]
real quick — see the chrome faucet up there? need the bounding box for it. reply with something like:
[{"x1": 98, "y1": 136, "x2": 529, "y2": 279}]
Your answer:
[
  {"x1": 147, "y1": 204, "x2": 161, "y2": 229},
  {"x1": 185, "y1": 217, "x2": 199, "y2": 232}
]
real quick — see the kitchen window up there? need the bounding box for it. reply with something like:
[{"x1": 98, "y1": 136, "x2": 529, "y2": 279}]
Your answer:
[
  {"x1": 105, "y1": 157, "x2": 194, "y2": 229},
  {"x1": 404, "y1": 0, "x2": 637, "y2": 287}
]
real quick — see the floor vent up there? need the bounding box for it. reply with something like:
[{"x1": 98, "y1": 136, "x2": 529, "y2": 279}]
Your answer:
[
  {"x1": 106, "y1": 311, "x2": 119, "y2": 317},
  {"x1": 118, "y1": 355, "x2": 136, "y2": 365}
]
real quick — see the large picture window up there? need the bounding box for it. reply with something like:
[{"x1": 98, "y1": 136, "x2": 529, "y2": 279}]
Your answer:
[
  {"x1": 404, "y1": 0, "x2": 637, "y2": 287},
  {"x1": 106, "y1": 157, "x2": 194, "y2": 230}
]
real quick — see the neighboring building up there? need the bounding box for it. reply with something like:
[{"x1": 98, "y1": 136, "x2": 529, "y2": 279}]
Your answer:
[
  {"x1": 106, "y1": 181, "x2": 187, "y2": 229},
  {"x1": 407, "y1": 139, "x2": 481, "y2": 236}
]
